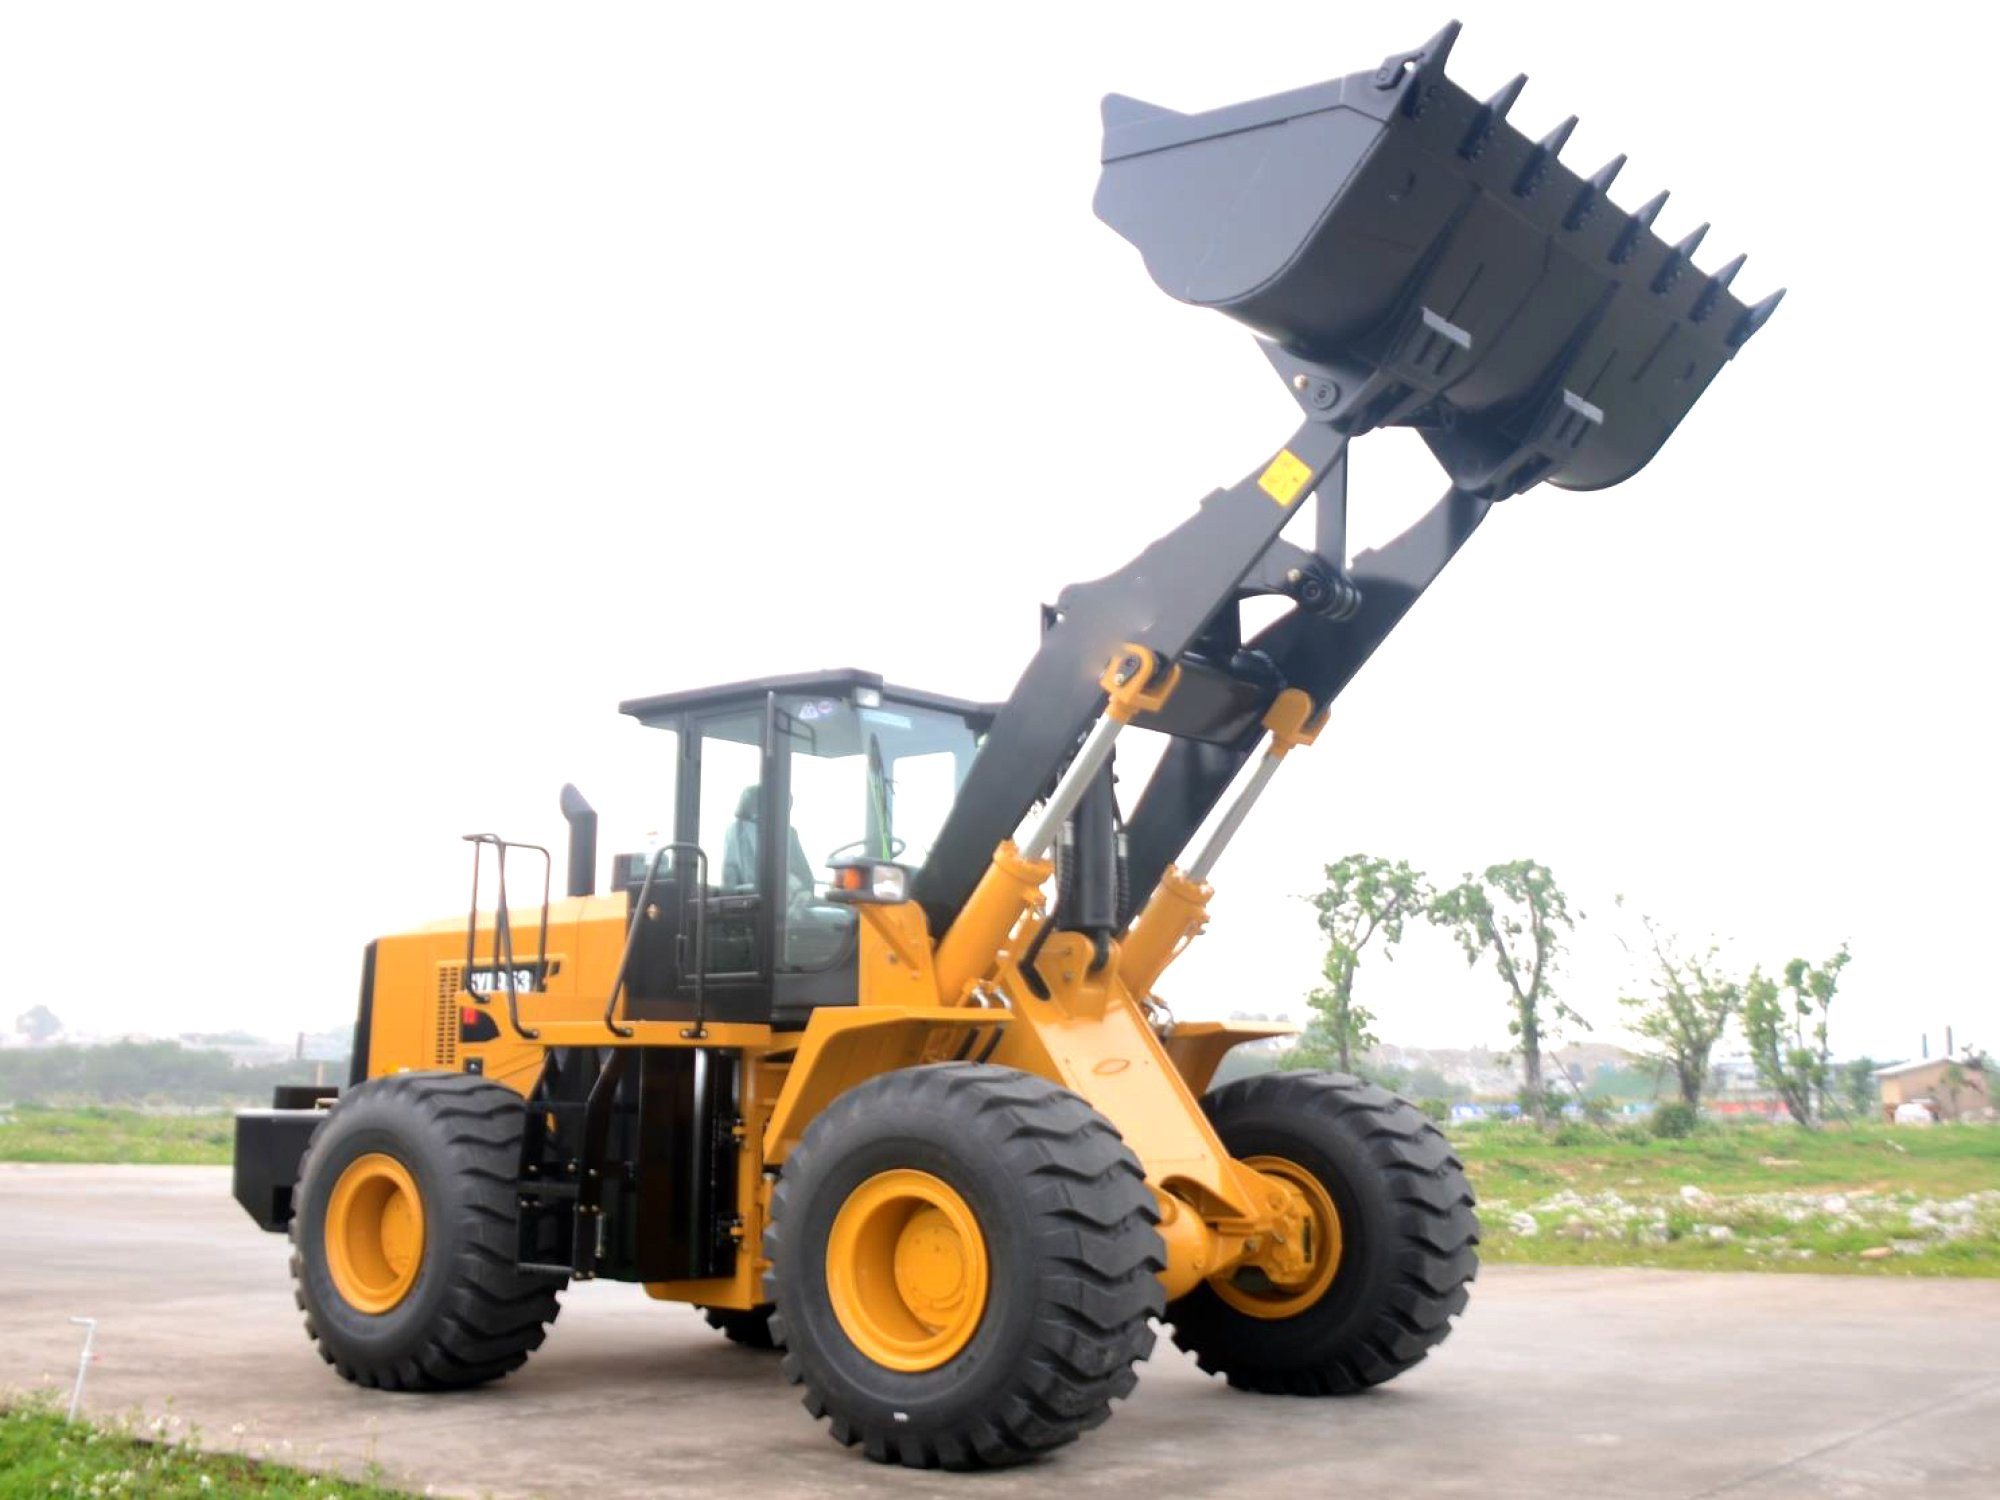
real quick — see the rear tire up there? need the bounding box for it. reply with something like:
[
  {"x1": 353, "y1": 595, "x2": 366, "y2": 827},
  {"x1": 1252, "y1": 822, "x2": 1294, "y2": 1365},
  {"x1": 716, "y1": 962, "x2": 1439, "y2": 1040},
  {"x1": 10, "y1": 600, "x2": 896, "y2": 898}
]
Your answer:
[
  {"x1": 700, "y1": 1304, "x2": 779, "y2": 1350},
  {"x1": 1167, "y1": 1070, "x2": 1477, "y2": 1394},
  {"x1": 291, "y1": 1072, "x2": 565, "y2": 1389},
  {"x1": 766, "y1": 1063, "x2": 1164, "y2": 1469}
]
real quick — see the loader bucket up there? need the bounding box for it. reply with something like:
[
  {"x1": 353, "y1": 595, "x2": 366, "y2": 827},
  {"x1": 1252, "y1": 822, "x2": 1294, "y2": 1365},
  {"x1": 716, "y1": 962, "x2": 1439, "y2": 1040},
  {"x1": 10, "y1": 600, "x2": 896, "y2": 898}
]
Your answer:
[{"x1": 1093, "y1": 21, "x2": 1781, "y2": 497}]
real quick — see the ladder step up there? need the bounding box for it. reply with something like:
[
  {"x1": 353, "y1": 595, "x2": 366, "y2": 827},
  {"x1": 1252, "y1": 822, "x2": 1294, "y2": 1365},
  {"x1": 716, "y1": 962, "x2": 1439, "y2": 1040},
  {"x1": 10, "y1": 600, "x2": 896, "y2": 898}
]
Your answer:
[
  {"x1": 518, "y1": 1261, "x2": 578, "y2": 1278},
  {"x1": 518, "y1": 1180, "x2": 581, "y2": 1201}
]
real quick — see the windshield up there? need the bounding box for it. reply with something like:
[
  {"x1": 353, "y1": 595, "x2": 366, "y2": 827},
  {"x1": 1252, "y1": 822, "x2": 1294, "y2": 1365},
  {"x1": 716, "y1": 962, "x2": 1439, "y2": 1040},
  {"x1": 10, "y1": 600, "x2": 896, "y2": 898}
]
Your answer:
[{"x1": 779, "y1": 694, "x2": 980, "y2": 878}]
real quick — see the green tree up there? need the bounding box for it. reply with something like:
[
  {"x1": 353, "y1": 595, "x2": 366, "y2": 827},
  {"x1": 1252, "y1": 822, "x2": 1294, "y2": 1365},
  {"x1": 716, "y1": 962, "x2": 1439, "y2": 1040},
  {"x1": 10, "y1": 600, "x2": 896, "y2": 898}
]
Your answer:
[
  {"x1": 1618, "y1": 915, "x2": 1739, "y2": 1110},
  {"x1": 14, "y1": 1005, "x2": 61, "y2": 1043},
  {"x1": 1303, "y1": 855, "x2": 1428, "y2": 1072},
  {"x1": 1405, "y1": 1064, "x2": 1456, "y2": 1101},
  {"x1": 1429, "y1": 860, "x2": 1582, "y2": 1126},
  {"x1": 1741, "y1": 944, "x2": 1850, "y2": 1129},
  {"x1": 0, "y1": 1040, "x2": 341, "y2": 1107},
  {"x1": 1935, "y1": 1048, "x2": 1989, "y2": 1120},
  {"x1": 1741, "y1": 969, "x2": 1807, "y2": 1124},
  {"x1": 1840, "y1": 1056, "x2": 1879, "y2": 1119}
]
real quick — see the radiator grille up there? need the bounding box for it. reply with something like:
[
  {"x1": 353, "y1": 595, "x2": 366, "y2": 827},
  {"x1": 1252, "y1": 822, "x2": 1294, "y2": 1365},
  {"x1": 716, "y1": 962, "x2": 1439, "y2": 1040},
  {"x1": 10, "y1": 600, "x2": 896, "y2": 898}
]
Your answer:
[{"x1": 434, "y1": 964, "x2": 463, "y2": 1068}]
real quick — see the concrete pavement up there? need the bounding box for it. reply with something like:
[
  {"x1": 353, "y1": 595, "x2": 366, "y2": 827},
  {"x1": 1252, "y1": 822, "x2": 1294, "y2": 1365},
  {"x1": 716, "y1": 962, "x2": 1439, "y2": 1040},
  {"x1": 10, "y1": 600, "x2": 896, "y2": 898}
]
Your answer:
[{"x1": 2, "y1": 1163, "x2": 1996, "y2": 1498}]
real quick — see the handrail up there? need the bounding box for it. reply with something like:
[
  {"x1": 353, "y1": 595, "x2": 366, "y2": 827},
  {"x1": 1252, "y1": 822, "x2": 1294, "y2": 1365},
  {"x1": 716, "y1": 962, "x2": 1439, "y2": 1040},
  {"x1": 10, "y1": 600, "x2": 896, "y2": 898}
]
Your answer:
[
  {"x1": 603, "y1": 842, "x2": 710, "y2": 1040},
  {"x1": 461, "y1": 834, "x2": 552, "y2": 1042}
]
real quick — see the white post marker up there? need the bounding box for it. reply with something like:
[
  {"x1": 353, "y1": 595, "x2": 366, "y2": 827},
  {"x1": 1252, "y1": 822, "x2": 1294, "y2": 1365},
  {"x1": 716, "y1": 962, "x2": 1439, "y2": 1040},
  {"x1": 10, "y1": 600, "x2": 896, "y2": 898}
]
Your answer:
[{"x1": 67, "y1": 1317, "x2": 96, "y2": 1421}]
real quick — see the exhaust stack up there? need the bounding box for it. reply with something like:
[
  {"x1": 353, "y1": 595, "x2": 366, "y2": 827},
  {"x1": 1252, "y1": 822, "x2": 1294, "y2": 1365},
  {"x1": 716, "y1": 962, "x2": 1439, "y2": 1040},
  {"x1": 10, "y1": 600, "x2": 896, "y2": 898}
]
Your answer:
[{"x1": 559, "y1": 783, "x2": 597, "y2": 899}]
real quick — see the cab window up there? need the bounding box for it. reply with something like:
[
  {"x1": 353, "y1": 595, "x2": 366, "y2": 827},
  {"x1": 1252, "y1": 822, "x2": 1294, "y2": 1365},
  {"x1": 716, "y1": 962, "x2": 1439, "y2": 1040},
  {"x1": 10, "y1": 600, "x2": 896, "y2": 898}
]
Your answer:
[{"x1": 774, "y1": 695, "x2": 980, "y2": 972}]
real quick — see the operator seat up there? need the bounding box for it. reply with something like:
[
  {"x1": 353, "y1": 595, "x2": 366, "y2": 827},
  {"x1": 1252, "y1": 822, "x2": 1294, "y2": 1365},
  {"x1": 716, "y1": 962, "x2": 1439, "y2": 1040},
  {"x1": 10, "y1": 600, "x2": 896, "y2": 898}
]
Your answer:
[{"x1": 722, "y1": 785, "x2": 813, "y2": 894}]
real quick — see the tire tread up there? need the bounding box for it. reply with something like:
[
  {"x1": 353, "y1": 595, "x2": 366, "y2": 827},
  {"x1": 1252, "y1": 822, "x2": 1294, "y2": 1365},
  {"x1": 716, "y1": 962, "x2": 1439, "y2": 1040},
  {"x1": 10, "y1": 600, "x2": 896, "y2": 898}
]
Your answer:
[
  {"x1": 290, "y1": 1072, "x2": 563, "y2": 1391},
  {"x1": 1167, "y1": 1069, "x2": 1478, "y2": 1395},
  {"x1": 764, "y1": 1063, "x2": 1163, "y2": 1470}
]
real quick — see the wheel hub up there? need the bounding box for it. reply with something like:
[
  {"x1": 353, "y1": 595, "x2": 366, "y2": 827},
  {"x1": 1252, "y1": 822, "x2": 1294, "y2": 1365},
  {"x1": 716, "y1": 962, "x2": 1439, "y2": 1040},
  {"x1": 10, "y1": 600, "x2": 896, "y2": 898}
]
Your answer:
[
  {"x1": 826, "y1": 1169, "x2": 989, "y2": 1372},
  {"x1": 893, "y1": 1205, "x2": 974, "y2": 1321},
  {"x1": 324, "y1": 1152, "x2": 426, "y2": 1315},
  {"x1": 1213, "y1": 1154, "x2": 1342, "y2": 1320}
]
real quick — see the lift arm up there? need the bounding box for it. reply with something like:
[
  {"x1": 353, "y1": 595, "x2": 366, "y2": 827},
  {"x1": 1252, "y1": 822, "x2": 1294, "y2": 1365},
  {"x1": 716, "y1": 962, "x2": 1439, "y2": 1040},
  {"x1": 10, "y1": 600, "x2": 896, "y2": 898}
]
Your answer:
[
  {"x1": 914, "y1": 423, "x2": 1349, "y2": 933},
  {"x1": 916, "y1": 22, "x2": 1780, "y2": 944},
  {"x1": 1125, "y1": 483, "x2": 1492, "y2": 900}
]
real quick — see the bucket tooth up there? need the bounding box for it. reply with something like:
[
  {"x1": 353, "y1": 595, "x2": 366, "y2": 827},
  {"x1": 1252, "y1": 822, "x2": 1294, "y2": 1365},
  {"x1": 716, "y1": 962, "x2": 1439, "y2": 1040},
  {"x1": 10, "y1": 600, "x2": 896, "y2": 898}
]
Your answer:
[
  {"x1": 1376, "y1": 19, "x2": 1463, "y2": 90},
  {"x1": 1651, "y1": 222, "x2": 1709, "y2": 293},
  {"x1": 1564, "y1": 154, "x2": 1626, "y2": 229},
  {"x1": 1689, "y1": 253, "x2": 1747, "y2": 322},
  {"x1": 1610, "y1": 190, "x2": 1669, "y2": 264},
  {"x1": 1459, "y1": 73, "x2": 1526, "y2": 158},
  {"x1": 1728, "y1": 288, "x2": 1786, "y2": 347},
  {"x1": 1514, "y1": 115, "x2": 1578, "y2": 197},
  {"x1": 1487, "y1": 72, "x2": 1528, "y2": 117},
  {"x1": 1420, "y1": 17, "x2": 1464, "y2": 64}
]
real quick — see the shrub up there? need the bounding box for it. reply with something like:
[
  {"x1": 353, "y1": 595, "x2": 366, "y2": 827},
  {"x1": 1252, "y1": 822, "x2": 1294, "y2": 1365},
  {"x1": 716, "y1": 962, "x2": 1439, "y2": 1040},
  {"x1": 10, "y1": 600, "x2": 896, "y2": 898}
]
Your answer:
[
  {"x1": 1516, "y1": 1084, "x2": 1567, "y2": 1120},
  {"x1": 1650, "y1": 1100, "x2": 1699, "y2": 1139},
  {"x1": 1416, "y1": 1096, "x2": 1449, "y2": 1124}
]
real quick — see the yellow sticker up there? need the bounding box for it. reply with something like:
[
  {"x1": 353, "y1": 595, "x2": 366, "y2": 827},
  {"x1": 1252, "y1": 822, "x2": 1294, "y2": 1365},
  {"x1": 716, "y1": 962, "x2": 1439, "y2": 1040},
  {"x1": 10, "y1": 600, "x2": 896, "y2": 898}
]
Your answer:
[{"x1": 1257, "y1": 448, "x2": 1313, "y2": 507}]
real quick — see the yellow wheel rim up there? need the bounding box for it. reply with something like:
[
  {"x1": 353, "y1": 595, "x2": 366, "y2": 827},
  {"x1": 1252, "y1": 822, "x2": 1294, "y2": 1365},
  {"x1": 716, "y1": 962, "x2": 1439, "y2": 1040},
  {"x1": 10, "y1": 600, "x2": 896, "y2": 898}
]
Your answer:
[
  {"x1": 826, "y1": 1169, "x2": 989, "y2": 1372},
  {"x1": 1212, "y1": 1155, "x2": 1343, "y2": 1321},
  {"x1": 325, "y1": 1153, "x2": 426, "y2": 1315}
]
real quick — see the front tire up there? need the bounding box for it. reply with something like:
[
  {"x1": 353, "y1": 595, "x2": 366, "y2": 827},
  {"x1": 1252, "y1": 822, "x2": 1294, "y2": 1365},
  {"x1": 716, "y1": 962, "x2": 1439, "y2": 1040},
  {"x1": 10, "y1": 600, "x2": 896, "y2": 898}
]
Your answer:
[
  {"x1": 290, "y1": 1072, "x2": 565, "y2": 1389},
  {"x1": 1168, "y1": 1070, "x2": 1477, "y2": 1395},
  {"x1": 765, "y1": 1063, "x2": 1164, "y2": 1468}
]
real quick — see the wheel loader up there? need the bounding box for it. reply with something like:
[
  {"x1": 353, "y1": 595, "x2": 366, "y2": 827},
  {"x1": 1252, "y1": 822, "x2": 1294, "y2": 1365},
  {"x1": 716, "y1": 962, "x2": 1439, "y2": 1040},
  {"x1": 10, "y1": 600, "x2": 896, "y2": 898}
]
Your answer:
[{"x1": 234, "y1": 22, "x2": 1781, "y2": 1468}]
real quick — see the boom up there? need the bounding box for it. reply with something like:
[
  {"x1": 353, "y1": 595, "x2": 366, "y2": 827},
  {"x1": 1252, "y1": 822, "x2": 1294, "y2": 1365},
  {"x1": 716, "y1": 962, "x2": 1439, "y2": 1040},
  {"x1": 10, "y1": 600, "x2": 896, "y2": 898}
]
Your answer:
[{"x1": 916, "y1": 19, "x2": 1779, "y2": 938}]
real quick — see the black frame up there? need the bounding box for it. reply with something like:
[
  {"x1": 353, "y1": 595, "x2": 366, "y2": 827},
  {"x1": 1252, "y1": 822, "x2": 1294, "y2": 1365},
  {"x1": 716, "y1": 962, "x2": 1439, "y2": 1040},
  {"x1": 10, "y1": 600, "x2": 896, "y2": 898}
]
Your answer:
[{"x1": 617, "y1": 676, "x2": 996, "y2": 1028}]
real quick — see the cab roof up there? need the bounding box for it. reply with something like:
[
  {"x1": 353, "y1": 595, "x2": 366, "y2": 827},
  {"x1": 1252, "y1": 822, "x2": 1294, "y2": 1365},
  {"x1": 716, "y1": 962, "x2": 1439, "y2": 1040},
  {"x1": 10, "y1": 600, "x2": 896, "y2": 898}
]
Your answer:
[{"x1": 619, "y1": 669, "x2": 999, "y2": 728}]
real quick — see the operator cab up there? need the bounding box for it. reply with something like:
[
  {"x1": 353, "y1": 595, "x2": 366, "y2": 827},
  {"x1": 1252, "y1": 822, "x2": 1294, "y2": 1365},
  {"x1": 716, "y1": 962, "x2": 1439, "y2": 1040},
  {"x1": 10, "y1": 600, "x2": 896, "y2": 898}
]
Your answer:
[{"x1": 610, "y1": 670, "x2": 993, "y2": 1029}]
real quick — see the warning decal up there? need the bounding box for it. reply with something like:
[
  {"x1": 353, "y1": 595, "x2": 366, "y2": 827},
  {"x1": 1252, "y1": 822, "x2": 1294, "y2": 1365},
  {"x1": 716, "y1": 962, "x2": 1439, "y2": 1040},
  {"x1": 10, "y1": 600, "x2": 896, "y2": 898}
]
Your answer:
[{"x1": 1256, "y1": 449, "x2": 1313, "y2": 507}]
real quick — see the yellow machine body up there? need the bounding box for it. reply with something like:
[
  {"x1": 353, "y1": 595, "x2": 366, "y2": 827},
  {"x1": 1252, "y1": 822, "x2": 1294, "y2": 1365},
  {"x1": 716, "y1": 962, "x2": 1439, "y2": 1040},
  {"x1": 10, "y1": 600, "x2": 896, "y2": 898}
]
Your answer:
[
  {"x1": 362, "y1": 889, "x2": 1298, "y2": 1310},
  {"x1": 358, "y1": 665, "x2": 1316, "y2": 1311}
]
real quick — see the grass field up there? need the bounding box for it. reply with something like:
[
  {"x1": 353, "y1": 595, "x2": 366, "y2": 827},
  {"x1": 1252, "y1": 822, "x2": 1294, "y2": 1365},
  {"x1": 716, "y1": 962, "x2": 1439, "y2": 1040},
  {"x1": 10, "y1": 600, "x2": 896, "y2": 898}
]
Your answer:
[
  {"x1": 1456, "y1": 1119, "x2": 2000, "y2": 1276},
  {"x1": 0, "y1": 1404, "x2": 412, "y2": 1498},
  {"x1": 6, "y1": 1104, "x2": 1994, "y2": 1276},
  {"x1": 0, "y1": 1107, "x2": 233, "y2": 1165}
]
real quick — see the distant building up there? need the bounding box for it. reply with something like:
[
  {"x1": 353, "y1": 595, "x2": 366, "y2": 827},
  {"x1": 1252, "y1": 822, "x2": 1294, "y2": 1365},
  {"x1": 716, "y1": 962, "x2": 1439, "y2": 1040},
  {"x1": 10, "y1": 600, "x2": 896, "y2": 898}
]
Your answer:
[
  {"x1": 1874, "y1": 1057, "x2": 1990, "y2": 1122},
  {"x1": 1709, "y1": 1052, "x2": 1761, "y2": 1093}
]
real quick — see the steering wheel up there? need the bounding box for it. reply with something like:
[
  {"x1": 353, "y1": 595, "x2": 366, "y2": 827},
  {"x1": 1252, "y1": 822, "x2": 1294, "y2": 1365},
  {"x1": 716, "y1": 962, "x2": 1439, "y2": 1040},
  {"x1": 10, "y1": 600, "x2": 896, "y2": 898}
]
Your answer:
[{"x1": 825, "y1": 837, "x2": 906, "y2": 866}]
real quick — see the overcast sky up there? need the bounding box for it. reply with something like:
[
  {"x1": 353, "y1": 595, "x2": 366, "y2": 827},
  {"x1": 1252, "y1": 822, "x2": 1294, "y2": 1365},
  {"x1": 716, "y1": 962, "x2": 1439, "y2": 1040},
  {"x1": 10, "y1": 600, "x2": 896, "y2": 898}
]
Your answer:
[{"x1": 3, "y1": 3, "x2": 1993, "y2": 1063}]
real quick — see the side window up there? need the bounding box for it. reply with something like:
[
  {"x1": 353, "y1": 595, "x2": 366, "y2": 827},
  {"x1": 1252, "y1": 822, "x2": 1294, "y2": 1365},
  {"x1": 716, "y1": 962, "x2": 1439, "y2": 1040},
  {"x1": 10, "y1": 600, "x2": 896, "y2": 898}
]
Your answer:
[{"x1": 696, "y1": 714, "x2": 763, "y2": 893}]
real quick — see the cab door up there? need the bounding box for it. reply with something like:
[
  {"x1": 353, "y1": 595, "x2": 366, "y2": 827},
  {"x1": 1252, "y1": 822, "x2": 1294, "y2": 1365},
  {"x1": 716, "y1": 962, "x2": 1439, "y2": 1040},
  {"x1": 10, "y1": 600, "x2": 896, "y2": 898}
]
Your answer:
[{"x1": 681, "y1": 699, "x2": 778, "y2": 1021}]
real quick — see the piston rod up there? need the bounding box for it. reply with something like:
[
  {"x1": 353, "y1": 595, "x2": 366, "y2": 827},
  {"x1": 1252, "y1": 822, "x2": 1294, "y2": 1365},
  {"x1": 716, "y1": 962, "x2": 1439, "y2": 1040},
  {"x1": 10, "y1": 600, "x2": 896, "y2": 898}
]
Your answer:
[{"x1": 1185, "y1": 689, "x2": 1325, "y2": 882}]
